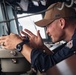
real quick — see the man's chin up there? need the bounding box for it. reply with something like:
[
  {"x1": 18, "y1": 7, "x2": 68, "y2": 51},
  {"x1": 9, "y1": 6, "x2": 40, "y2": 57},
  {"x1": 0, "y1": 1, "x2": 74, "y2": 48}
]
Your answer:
[
  {"x1": 52, "y1": 39, "x2": 59, "y2": 43},
  {"x1": 52, "y1": 40, "x2": 56, "y2": 43}
]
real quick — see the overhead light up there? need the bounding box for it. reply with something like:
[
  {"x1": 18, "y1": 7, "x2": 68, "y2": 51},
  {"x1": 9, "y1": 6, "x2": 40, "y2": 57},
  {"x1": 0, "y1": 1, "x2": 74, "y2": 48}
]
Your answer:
[
  {"x1": 74, "y1": 0, "x2": 76, "y2": 4},
  {"x1": 40, "y1": 0, "x2": 47, "y2": 6},
  {"x1": 32, "y1": 0, "x2": 39, "y2": 6},
  {"x1": 17, "y1": 0, "x2": 29, "y2": 11},
  {"x1": 65, "y1": 0, "x2": 74, "y2": 7}
]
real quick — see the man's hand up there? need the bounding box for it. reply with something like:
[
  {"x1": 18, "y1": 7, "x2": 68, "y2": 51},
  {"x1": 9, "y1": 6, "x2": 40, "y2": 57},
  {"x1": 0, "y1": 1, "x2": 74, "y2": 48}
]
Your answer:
[
  {"x1": 21, "y1": 29, "x2": 54, "y2": 54},
  {"x1": 21, "y1": 29, "x2": 44, "y2": 49},
  {"x1": 0, "y1": 33, "x2": 23, "y2": 50}
]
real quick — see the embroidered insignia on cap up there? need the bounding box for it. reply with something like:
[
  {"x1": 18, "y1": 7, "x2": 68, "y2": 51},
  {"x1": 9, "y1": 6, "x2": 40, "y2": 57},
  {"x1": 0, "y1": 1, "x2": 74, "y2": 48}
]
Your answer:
[
  {"x1": 55, "y1": 14, "x2": 60, "y2": 17},
  {"x1": 66, "y1": 40, "x2": 73, "y2": 49}
]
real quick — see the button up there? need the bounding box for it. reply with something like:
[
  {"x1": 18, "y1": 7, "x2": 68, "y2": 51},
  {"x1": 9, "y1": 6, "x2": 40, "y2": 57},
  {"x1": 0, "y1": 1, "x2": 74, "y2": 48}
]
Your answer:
[
  {"x1": 42, "y1": 69, "x2": 45, "y2": 72},
  {"x1": 31, "y1": 68, "x2": 36, "y2": 72},
  {"x1": 10, "y1": 51, "x2": 17, "y2": 56},
  {"x1": 74, "y1": 51, "x2": 76, "y2": 54},
  {"x1": 43, "y1": 50, "x2": 45, "y2": 53},
  {"x1": 66, "y1": 40, "x2": 73, "y2": 49},
  {"x1": 12, "y1": 59, "x2": 17, "y2": 64}
]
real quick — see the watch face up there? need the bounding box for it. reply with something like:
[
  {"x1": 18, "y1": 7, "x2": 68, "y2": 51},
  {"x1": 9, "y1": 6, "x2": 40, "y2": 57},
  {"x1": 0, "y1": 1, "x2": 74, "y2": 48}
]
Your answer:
[
  {"x1": 16, "y1": 44, "x2": 22, "y2": 52},
  {"x1": 16, "y1": 40, "x2": 29, "y2": 52}
]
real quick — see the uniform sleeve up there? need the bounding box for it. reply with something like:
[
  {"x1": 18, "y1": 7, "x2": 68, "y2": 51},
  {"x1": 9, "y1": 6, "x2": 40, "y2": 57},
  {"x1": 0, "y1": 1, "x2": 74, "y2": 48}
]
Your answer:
[{"x1": 31, "y1": 39, "x2": 76, "y2": 73}]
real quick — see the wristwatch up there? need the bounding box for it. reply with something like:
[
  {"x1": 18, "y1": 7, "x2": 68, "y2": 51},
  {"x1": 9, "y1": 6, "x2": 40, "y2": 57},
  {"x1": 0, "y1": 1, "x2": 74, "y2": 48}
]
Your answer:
[{"x1": 16, "y1": 38, "x2": 29, "y2": 52}]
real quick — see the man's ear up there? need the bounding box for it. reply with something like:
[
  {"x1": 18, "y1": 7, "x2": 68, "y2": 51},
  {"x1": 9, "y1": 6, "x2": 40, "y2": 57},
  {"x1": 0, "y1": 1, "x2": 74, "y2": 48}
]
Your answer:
[{"x1": 59, "y1": 18, "x2": 65, "y2": 29}]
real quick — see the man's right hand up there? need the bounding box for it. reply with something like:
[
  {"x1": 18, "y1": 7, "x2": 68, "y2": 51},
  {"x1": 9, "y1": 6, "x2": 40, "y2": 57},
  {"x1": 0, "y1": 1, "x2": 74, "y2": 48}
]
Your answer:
[
  {"x1": 20, "y1": 29, "x2": 44, "y2": 49},
  {"x1": 20, "y1": 29, "x2": 54, "y2": 54}
]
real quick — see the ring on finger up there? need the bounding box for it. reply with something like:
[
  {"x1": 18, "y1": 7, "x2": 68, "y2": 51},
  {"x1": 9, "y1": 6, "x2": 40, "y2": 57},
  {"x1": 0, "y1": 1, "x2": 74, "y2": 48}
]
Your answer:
[{"x1": 1, "y1": 42, "x2": 5, "y2": 46}]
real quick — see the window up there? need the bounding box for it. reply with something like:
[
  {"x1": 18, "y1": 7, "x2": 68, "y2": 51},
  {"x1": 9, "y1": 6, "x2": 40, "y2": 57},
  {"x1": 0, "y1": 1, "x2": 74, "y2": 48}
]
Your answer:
[{"x1": 17, "y1": 13, "x2": 48, "y2": 39}]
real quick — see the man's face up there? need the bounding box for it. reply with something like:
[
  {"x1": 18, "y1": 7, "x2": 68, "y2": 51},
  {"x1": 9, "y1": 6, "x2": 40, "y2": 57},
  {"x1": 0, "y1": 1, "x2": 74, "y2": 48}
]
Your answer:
[{"x1": 46, "y1": 19, "x2": 64, "y2": 43}]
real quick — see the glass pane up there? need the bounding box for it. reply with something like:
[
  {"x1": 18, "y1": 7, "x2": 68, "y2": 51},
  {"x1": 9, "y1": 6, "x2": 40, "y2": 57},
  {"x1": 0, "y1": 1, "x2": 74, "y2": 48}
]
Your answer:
[{"x1": 17, "y1": 13, "x2": 48, "y2": 39}]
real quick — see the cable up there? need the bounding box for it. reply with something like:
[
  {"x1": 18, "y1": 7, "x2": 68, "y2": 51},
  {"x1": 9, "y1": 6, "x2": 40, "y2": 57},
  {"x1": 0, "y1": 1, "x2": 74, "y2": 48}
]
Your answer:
[
  {"x1": 0, "y1": 1, "x2": 75, "y2": 24},
  {"x1": 5, "y1": 1, "x2": 16, "y2": 10},
  {"x1": 57, "y1": 2, "x2": 65, "y2": 10},
  {"x1": 0, "y1": 2, "x2": 57, "y2": 24},
  {"x1": 65, "y1": 0, "x2": 74, "y2": 7}
]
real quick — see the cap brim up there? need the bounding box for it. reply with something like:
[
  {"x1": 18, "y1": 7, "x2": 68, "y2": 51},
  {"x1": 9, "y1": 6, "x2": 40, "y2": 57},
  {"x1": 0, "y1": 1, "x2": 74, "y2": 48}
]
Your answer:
[{"x1": 35, "y1": 19, "x2": 54, "y2": 27}]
